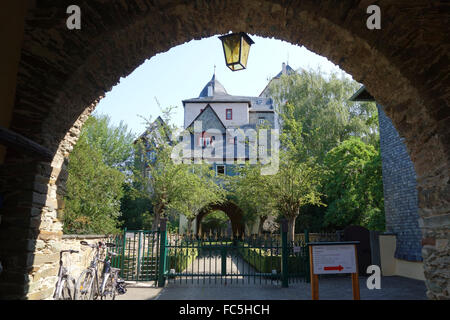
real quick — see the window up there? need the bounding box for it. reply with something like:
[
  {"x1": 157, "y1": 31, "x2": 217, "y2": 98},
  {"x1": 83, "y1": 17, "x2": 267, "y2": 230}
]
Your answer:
[
  {"x1": 258, "y1": 145, "x2": 266, "y2": 156},
  {"x1": 226, "y1": 108, "x2": 232, "y2": 120},
  {"x1": 228, "y1": 136, "x2": 237, "y2": 144},
  {"x1": 258, "y1": 117, "x2": 265, "y2": 125},
  {"x1": 216, "y1": 165, "x2": 225, "y2": 175},
  {"x1": 200, "y1": 137, "x2": 212, "y2": 147},
  {"x1": 198, "y1": 132, "x2": 213, "y2": 147}
]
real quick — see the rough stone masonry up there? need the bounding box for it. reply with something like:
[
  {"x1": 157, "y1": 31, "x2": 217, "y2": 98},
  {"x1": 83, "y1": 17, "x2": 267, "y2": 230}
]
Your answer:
[{"x1": 0, "y1": 0, "x2": 448, "y2": 299}]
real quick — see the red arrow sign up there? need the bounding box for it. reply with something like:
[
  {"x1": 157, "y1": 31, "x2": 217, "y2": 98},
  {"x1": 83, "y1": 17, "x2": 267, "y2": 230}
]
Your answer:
[{"x1": 324, "y1": 265, "x2": 344, "y2": 271}]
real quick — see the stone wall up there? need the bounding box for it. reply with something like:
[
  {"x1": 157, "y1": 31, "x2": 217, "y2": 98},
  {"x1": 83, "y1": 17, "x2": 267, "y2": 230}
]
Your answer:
[
  {"x1": 378, "y1": 104, "x2": 423, "y2": 262},
  {"x1": 0, "y1": 0, "x2": 448, "y2": 300},
  {"x1": 28, "y1": 234, "x2": 109, "y2": 300}
]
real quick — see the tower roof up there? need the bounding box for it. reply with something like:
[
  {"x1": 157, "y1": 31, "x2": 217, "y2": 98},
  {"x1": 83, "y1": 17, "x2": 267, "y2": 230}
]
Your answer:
[{"x1": 198, "y1": 74, "x2": 228, "y2": 98}]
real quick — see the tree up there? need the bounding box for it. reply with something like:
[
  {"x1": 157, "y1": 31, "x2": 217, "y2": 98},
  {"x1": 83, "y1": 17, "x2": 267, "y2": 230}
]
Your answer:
[
  {"x1": 81, "y1": 113, "x2": 135, "y2": 171},
  {"x1": 200, "y1": 210, "x2": 229, "y2": 234},
  {"x1": 228, "y1": 163, "x2": 276, "y2": 235},
  {"x1": 268, "y1": 68, "x2": 379, "y2": 162},
  {"x1": 323, "y1": 137, "x2": 384, "y2": 230},
  {"x1": 132, "y1": 111, "x2": 226, "y2": 232},
  {"x1": 267, "y1": 153, "x2": 325, "y2": 241},
  {"x1": 63, "y1": 114, "x2": 135, "y2": 234},
  {"x1": 168, "y1": 164, "x2": 226, "y2": 233},
  {"x1": 119, "y1": 183, "x2": 152, "y2": 230}
]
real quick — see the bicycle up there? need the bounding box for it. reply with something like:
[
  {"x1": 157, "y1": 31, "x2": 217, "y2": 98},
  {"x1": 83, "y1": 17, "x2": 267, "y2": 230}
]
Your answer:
[
  {"x1": 100, "y1": 250, "x2": 127, "y2": 300},
  {"x1": 76, "y1": 241, "x2": 125, "y2": 300},
  {"x1": 53, "y1": 249, "x2": 79, "y2": 300}
]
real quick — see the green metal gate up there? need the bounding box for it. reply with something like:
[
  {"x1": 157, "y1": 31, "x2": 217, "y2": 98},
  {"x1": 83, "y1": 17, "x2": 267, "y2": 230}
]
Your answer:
[
  {"x1": 109, "y1": 229, "x2": 161, "y2": 282},
  {"x1": 111, "y1": 223, "x2": 312, "y2": 287},
  {"x1": 161, "y1": 229, "x2": 310, "y2": 286}
]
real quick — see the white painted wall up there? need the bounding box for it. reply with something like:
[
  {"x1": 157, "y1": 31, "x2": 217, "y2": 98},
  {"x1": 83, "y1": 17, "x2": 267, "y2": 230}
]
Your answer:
[{"x1": 184, "y1": 102, "x2": 249, "y2": 129}]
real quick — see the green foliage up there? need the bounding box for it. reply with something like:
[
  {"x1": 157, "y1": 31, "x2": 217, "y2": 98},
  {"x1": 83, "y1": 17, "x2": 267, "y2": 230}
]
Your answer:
[
  {"x1": 132, "y1": 111, "x2": 227, "y2": 231},
  {"x1": 267, "y1": 153, "x2": 325, "y2": 240},
  {"x1": 63, "y1": 114, "x2": 135, "y2": 234},
  {"x1": 81, "y1": 114, "x2": 135, "y2": 171},
  {"x1": 264, "y1": 68, "x2": 384, "y2": 232},
  {"x1": 269, "y1": 68, "x2": 379, "y2": 162},
  {"x1": 227, "y1": 163, "x2": 276, "y2": 230},
  {"x1": 119, "y1": 183, "x2": 152, "y2": 230},
  {"x1": 167, "y1": 248, "x2": 199, "y2": 273},
  {"x1": 323, "y1": 137, "x2": 385, "y2": 230},
  {"x1": 239, "y1": 245, "x2": 308, "y2": 276},
  {"x1": 201, "y1": 210, "x2": 229, "y2": 233}
]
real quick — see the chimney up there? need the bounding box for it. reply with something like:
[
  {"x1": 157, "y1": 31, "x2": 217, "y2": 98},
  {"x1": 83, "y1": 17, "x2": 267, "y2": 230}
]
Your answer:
[
  {"x1": 207, "y1": 83, "x2": 213, "y2": 96},
  {"x1": 282, "y1": 62, "x2": 287, "y2": 75}
]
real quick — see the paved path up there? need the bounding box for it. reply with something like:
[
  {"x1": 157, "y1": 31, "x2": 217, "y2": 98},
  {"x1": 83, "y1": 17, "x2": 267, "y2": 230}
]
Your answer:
[
  {"x1": 117, "y1": 276, "x2": 427, "y2": 300},
  {"x1": 172, "y1": 254, "x2": 257, "y2": 279}
]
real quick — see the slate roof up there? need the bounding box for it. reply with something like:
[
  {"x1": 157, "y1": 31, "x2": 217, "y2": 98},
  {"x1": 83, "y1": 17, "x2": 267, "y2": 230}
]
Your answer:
[
  {"x1": 273, "y1": 64, "x2": 296, "y2": 78},
  {"x1": 185, "y1": 104, "x2": 227, "y2": 131},
  {"x1": 183, "y1": 73, "x2": 274, "y2": 111},
  {"x1": 134, "y1": 116, "x2": 172, "y2": 146},
  {"x1": 349, "y1": 86, "x2": 375, "y2": 102},
  {"x1": 198, "y1": 74, "x2": 228, "y2": 98}
]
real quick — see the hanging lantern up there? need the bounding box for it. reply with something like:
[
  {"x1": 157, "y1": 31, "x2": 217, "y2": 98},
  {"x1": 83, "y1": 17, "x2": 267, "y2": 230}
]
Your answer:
[{"x1": 219, "y1": 32, "x2": 254, "y2": 71}]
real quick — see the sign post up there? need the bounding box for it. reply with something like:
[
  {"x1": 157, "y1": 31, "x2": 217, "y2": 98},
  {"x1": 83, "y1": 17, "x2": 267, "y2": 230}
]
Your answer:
[{"x1": 307, "y1": 241, "x2": 360, "y2": 300}]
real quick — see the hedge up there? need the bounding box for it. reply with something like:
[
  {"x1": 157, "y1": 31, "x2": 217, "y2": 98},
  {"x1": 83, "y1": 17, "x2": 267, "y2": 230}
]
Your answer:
[
  {"x1": 167, "y1": 247, "x2": 199, "y2": 273},
  {"x1": 238, "y1": 245, "x2": 309, "y2": 276}
]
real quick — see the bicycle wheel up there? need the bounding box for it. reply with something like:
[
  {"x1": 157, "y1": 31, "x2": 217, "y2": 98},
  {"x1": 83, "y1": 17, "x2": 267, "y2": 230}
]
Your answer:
[
  {"x1": 53, "y1": 277, "x2": 64, "y2": 300},
  {"x1": 100, "y1": 273, "x2": 116, "y2": 300},
  {"x1": 60, "y1": 276, "x2": 75, "y2": 300},
  {"x1": 76, "y1": 270, "x2": 96, "y2": 300}
]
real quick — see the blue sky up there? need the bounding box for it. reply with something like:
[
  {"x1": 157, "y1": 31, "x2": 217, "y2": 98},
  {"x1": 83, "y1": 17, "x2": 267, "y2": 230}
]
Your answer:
[{"x1": 95, "y1": 35, "x2": 353, "y2": 136}]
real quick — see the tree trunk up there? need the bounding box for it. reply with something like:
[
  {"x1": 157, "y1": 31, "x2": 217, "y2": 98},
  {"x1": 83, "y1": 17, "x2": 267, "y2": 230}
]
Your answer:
[
  {"x1": 287, "y1": 215, "x2": 296, "y2": 242},
  {"x1": 258, "y1": 216, "x2": 267, "y2": 235},
  {"x1": 187, "y1": 218, "x2": 193, "y2": 233},
  {"x1": 152, "y1": 212, "x2": 160, "y2": 231}
]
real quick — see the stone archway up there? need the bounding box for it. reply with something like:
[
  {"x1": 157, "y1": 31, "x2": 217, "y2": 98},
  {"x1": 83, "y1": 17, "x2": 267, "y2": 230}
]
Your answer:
[
  {"x1": 196, "y1": 201, "x2": 245, "y2": 237},
  {"x1": 0, "y1": 1, "x2": 448, "y2": 299}
]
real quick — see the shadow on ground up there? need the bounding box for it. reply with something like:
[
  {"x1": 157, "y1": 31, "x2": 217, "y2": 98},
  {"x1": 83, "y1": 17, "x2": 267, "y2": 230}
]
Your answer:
[{"x1": 117, "y1": 276, "x2": 427, "y2": 300}]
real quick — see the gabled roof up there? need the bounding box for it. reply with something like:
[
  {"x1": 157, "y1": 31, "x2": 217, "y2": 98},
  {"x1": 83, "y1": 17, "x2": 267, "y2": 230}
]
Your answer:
[
  {"x1": 134, "y1": 116, "x2": 172, "y2": 145},
  {"x1": 183, "y1": 73, "x2": 274, "y2": 111},
  {"x1": 349, "y1": 86, "x2": 375, "y2": 102},
  {"x1": 185, "y1": 104, "x2": 226, "y2": 131},
  {"x1": 183, "y1": 95, "x2": 252, "y2": 105},
  {"x1": 259, "y1": 62, "x2": 297, "y2": 97},
  {"x1": 274, "y1": 64, "x2": 296, "y2": 78}
]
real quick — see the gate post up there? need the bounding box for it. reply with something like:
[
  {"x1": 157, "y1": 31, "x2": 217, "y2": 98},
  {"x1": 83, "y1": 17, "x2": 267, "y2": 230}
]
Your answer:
[
  {"x1": 281, "y1": 219, "x2": 289, "y2": 288},
  {"x1": 121, "y1": 227, "x2": 127, "y2": 278},
  {"x1": 304, "y1": 229, "x2": 310, "y2": 283},
  {"x1": 221, "y1": 247, "x2": 227, "y2": 276},
  {"x1": 158, "y1": 218, "x2": 168, "y2": 287}
]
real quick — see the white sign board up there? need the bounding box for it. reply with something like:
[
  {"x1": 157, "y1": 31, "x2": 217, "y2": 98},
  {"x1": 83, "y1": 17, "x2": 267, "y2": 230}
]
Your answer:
[{"x1": 312, "y1": 245, "x2": 357, "y2": 275}]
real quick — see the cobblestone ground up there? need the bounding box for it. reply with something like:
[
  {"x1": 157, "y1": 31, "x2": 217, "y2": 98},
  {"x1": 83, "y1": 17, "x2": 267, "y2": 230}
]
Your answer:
[{"x1": 117, "y1": 255, "x2": 427, "y2": 300}]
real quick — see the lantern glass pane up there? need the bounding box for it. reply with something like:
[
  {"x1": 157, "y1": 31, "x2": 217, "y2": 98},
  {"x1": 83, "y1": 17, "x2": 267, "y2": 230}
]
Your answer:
[
  {"x1": 240, "y1": 37, "x2": 251, "y2": 68},
  {"x1": 222, "y1": 34, "x2": 241, "y2": 65},
  {"x1": 230, "y1": 64, "x2": 244, "y2": 71}
]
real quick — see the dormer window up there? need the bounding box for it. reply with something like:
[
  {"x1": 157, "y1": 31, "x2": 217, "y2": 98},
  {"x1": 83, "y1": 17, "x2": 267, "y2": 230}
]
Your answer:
[
  {"x1": 198, "y1": 132, "x2": 214, "y2": 147},
  {"x1": 226, "y1": 108, "x2": 232, "y2": 120}
]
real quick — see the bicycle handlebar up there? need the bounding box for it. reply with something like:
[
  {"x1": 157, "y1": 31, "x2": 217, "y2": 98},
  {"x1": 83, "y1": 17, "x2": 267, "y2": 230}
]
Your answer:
[
  {"x1": 80, "y1": 241, "x2": 116, "y2": 248},
  {"x1": 60, "y1": 249, "x2": 79, "y2": 254}
]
